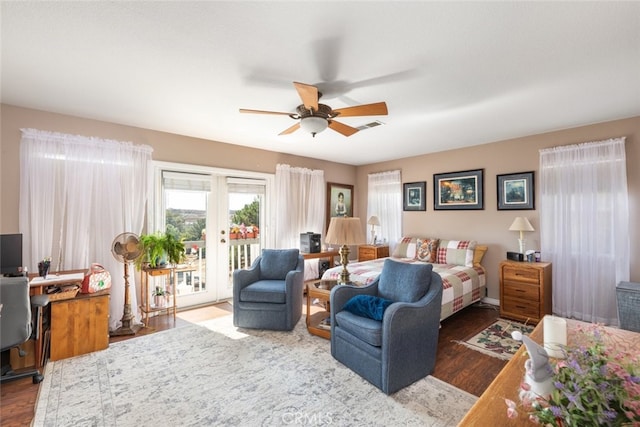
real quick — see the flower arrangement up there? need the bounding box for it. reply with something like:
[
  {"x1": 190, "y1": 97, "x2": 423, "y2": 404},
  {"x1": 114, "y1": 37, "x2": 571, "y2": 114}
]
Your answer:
[{"x1": 506, "y1": 324, "x2": 640, "y2": 426}]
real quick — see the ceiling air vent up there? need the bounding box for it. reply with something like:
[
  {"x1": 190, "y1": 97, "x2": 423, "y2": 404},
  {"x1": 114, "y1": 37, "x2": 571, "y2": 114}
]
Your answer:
[{"x1": 356, "y1": 120, "x2": 385, "y2": 131}]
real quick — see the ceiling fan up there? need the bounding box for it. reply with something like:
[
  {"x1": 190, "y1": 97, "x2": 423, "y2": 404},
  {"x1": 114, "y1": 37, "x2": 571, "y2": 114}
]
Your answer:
[{"x1": 239, "y1": 82, "x2": 388, "y2": 137}]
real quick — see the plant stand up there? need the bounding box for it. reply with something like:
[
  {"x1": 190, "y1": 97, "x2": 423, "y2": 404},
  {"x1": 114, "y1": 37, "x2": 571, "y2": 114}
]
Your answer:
[{"x1": 140, "y1": 266, "x2": 176, "y2": 325}]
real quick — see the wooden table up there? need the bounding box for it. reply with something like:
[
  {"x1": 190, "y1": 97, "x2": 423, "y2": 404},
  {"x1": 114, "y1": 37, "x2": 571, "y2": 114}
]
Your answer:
[
  {"x1": 306, "y1": 280, "x2": 339, "y2": 339},
  {"x1": 458, "y1": 318, "x2": 640, "y2": 426}
]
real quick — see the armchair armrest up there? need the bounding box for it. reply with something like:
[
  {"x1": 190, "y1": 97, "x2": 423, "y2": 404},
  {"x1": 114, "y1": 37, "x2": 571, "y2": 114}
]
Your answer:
[
  {"x1": 232, "y1": 258, "x2": 261, "y2": 292},
  {"x1": 382, "y1": 272, "x2": 444, "y2": 366}
]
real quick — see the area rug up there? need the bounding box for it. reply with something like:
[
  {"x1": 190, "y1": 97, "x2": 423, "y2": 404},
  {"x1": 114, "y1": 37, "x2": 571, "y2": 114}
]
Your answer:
[
  {"x1": 33, "y1": 316, "x2": 477, "y2": 426},
  {"x1": 456, "y1": 318, "x2": 535, "y2": 360}
]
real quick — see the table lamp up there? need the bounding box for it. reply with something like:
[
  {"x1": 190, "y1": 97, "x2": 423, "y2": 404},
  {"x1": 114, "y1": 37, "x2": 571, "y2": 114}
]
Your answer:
[
  {"x1": 325, "y1": 217, "x2": 366, "y2": 284},
  {"x1": 509, "y1": 217, "x2": 535, "y2": 254},
  {"x1": 367, "y1": 215, "x2": 380, "y2": 245}
]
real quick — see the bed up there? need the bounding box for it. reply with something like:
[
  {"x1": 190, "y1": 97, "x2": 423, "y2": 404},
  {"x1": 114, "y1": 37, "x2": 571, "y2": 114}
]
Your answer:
[{"x1": 320, "y1": 238, "x2": 487, "y2": 321}]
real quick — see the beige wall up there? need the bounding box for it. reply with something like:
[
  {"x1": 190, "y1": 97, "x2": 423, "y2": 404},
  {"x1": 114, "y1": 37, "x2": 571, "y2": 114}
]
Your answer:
[
  {"x1": 2, "y1": 104, "x2": 638, "y2": 302},
  {"x1": 357, "y1": 116, "x2": 640, "y2": 299},
  {"x1": 0, "y1": 104, "x2": 357, "y2": 230}
]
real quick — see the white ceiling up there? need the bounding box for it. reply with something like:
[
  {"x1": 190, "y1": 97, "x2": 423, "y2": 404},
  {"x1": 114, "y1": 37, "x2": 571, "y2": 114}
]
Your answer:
[{"x1": 2, "y1": 1, "x2": 640, "y2": 166}]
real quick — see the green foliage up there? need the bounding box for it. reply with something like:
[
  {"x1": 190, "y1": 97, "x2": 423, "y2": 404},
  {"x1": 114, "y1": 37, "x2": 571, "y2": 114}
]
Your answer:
[
  {"x1": 232, "y1": 198, "x2": 260, "y2": 227},
  {"x1": 135, "y1": 231, "x2": 186, "y2": 269}
]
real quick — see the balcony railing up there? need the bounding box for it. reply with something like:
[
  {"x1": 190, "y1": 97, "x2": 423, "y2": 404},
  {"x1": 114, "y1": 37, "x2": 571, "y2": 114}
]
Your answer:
[{"x1": 179, "y1": 238, "x2": 261, "y2": 296}]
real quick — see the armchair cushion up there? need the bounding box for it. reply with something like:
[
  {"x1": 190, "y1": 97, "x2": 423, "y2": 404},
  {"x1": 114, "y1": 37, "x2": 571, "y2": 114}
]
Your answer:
[
  {"x1": 342, "y1": 294, "x2": 392, "y2": 321},
  {"x1": 335, "y1": 311, "x2": 383, "y2": 347},
  {"x1": 378, "y1": 259, "x2": 433, "y2": 303},
  {"x1": 239, "y1": 280, "x2": 286, "y2": 303},
  {"x1": 259, "y1": 249, "x2": 299, "y2": 280}
]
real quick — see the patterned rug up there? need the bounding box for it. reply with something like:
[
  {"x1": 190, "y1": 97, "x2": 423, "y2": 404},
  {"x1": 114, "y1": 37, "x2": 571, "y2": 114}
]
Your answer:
[
  {"x1": 34, "y1": 316, "x2": 477, "y2": 426},
  {"x1": 456, "y1": 318, "x2": 535, "y2": 360}
]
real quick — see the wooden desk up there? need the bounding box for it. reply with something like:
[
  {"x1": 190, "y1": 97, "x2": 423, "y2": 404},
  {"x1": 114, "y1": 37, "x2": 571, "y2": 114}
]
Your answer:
[
  {"x1": 302, "y1": 250, "x2": 337, "y2": 284},
  {"x1": 458, "y1": 318, "x2": 640, "y2": 426},
  {"x1": 302, "y1": 250, "x2": 337, "y2": 268},
  {"x1": 14, "y1": 272, "x2": 85, "y2": 369},
  {"x1": 49, "y1": 290, "x2": 110, "y2": 361}
]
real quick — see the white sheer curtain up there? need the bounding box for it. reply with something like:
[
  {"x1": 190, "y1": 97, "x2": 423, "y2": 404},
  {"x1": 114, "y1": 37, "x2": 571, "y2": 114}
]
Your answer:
[
  {"x1": 19, "y1": 128, "x2": 153, "y2": 331},
  {"x1": 539, "y1": 137, "x2": 629, "y2": 325},
  {"x1": 274, "y1": 164, "x2": 325, "y2": 248},
  {"x1": 367, "y1": 170, "x2": 402, "y2": 252}
]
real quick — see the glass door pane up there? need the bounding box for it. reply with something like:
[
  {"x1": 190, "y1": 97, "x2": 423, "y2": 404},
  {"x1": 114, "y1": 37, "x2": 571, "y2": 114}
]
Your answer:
[
  {"x1": 163, "y1": 171, "x2": 216, "y2": 307},
  {"x1": 227, "y1": 178, "x2": 265, "y2": 293}
]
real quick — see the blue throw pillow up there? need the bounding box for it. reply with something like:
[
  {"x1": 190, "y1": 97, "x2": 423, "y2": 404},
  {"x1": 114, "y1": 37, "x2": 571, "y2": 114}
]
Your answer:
[{"x1": 342, "y1": 295, "x2": 393, "y2": 321}]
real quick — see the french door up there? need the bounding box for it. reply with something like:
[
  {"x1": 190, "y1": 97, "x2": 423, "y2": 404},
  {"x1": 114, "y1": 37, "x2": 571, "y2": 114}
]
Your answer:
[{"x1": 149, "y1": 162, "x2": 272, "y2": 308}]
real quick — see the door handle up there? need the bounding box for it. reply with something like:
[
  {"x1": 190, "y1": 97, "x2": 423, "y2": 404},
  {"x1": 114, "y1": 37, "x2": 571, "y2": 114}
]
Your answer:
[{"x1": 220, "y1": 239, "x2": 226, "y2": 244}]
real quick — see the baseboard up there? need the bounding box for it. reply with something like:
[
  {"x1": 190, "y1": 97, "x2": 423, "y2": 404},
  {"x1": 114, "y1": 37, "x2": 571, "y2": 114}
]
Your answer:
[{"x1": 481, "y1": 297, "x2": 499, "y2": 306}]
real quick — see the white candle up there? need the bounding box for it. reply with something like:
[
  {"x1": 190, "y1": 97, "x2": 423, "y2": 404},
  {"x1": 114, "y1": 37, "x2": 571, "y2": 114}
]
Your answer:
[{"x1": 544, "y1": 315, "x2": 567, "y2": 359}]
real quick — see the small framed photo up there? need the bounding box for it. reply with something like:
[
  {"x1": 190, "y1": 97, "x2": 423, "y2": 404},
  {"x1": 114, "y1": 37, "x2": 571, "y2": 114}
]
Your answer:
[
  {"x1": 403, "y1": 181, "x2": 426, "y2": 211},
  {"x1": 433, "y1": 169, "x2": 484, "y2": 210},
  {"x1": 497, "y1": 171, "x2": 535, "y2": 210},
  {"x1": 327, "y1": 182, "x2": 354, "y2": 219}
]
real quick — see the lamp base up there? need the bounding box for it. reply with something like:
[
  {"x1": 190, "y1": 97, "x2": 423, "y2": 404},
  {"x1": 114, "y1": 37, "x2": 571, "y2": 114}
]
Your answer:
[
  {"x1": 518, "y1": 238, "x2": 526, "y2": 254},
  {"x1": 338, "y1": 244, "x2": 351, "y2": 284}
]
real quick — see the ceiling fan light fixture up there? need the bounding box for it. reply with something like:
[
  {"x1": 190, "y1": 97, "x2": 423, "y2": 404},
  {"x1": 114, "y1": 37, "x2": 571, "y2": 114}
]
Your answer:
[{"x1": 300, "y1": 116, "x2": 328, "y2": 137}]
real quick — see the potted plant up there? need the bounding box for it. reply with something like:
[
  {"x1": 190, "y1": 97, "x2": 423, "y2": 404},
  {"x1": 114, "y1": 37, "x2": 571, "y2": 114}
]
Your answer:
[
  {"x1": 152, "y1": 286, "x2": 168, "y2": 308},
  {"x1": 229, "y1": 224, "x2": 240, "y2": 239},
  {"x1": 136, "y1": 231, "x2": 186, "y2": 269}
]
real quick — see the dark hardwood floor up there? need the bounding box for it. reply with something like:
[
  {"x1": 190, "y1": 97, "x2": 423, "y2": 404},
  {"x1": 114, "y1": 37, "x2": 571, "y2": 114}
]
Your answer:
[{"x1": 0, "y1": 301, "x2": 503, "y2": 426}]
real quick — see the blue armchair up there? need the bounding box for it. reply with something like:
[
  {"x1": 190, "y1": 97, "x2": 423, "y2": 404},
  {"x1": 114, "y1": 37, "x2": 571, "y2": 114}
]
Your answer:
[
  {"x1": 233, "y1": 248, "x2": 304, "y2": 331},
  {"x1": 330, "y1": 259, "x2": 443, "y2": 394}
]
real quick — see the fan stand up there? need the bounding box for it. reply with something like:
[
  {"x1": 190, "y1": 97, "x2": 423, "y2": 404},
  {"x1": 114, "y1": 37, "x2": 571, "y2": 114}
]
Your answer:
[{"x1": 110, "y1": 262, "x2": 143, "y2": 336}]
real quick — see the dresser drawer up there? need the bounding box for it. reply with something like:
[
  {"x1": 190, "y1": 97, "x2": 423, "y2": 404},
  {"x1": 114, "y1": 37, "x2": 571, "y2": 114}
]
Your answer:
[
  {"x1": 502, "y1": 297, "x2": 540, "y2": 321},
  {"x1": 359, "y1": 247, "x2": 376, "y2": 259},
  {"x1": 358, "y1": 245, "x2": 389, "y2": 261},
  {"x1": 503, "y1": 281, "x2": 540, "y2": 302},
  {"x1": 502, "y1": 265, "x2": 540, "y2": 284}
]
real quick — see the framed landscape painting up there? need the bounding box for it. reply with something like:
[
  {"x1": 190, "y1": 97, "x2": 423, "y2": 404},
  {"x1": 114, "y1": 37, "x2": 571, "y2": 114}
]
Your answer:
[
  {"x1": 433, "y1": 169, "x2": 484, "y2": 210},
  {"x1": 403, "y1": 181, "x2": 426, "y2": 211},
  {"x1": 497, "y1": 171, "x2": 535, "y2": 210}
]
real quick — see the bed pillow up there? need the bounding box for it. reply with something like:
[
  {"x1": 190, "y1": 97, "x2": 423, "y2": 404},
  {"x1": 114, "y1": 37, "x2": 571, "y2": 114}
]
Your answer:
[
  {"x1": 416, "y1": 238, "x2": 439, "y2": 263},
  {"x1": 436, "y1": 240, "x2": 477, "y2": 267},
  {"x1": 342, "y1": 295, "x2": 393, "y2": 321},
  {"x1": 473, "y1": 245, "x2": 488, "y2": 267},
  {"x1": 391, "y1": 236, "x2": 418, "y2": 259}
]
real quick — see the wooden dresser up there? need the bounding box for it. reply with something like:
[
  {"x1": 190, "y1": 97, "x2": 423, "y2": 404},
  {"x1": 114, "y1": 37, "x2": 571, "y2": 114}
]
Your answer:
[
  {"x1": 358, "y1": 245, "x2": 389, "y2": 261},
  {"x1": 499, "y1": 260, "x2": 552, "y2": 324}
]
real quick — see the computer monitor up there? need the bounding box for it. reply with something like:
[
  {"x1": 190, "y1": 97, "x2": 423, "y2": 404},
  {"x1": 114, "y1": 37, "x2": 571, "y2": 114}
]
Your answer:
[{"x1": 0, "y1": 233, "x2": 23, "y2": 276}]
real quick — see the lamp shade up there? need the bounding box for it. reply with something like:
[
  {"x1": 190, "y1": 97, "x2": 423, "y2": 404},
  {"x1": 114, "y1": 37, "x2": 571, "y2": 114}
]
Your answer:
[
  {"x1": 367, "y1": 216, "x2": 380, "y2": 226},
  {"x1": 325, "y1": 217, "x2": 366, "y2": 246},
  {"x1": 509, "y1": 217, "x2": 534, "y2": 232}
]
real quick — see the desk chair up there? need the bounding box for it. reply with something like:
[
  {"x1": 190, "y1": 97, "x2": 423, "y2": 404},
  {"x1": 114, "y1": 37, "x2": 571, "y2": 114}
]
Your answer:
[{"x1": 0, "y1": 276, "x2": 49, "y2": 384}]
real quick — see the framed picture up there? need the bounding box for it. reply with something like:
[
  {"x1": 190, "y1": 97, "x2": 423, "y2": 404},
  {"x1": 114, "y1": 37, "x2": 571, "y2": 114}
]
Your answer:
[
  {"x1": 497, "y1": 171, "x2": 535, "y2": 210},
  {"x1": 403, "y1": 181, "x2": 426, "y2": 211},
  {"x1": 327, "y1": 182, "x2": 354, "y2": 220},
  {"x1": 433, "y1": 169, "x2": 484, "y2": 210}
]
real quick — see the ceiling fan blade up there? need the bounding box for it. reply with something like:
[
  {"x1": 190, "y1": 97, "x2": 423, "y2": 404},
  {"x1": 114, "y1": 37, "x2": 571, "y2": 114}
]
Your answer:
[
  {"x1": 279, "y1": 123, "x2": 300, "y2": 135},
  {"x1": 293, "y1": 82, "x2": 319, "y2": 111},
  {"x1": 328, "y1": 120, "x2": 359, "y2": 137},
  {"x1": 239, "y1": 108, "x2": 291, "y2": 116},
  {"x1": 332, "y1": 102, "x2": 388, "y2": 117}
]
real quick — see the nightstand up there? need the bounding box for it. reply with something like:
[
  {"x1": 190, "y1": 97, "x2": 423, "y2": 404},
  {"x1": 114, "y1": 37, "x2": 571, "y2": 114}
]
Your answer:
[
  {"x1": 358, "y1": 245, "x2": 389, "y2": 262},
  {"x1": 499, "y1": 260, "x2": 552, "y2": 324}
]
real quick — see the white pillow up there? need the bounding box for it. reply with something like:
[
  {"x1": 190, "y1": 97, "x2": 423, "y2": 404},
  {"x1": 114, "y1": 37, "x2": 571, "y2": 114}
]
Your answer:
[
  {"x1": 392, "y1": 236, "x2": 417, "y2": 259},
  {"x1": 436, "y1": 240, "x2": 477, "y2": 267}
]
